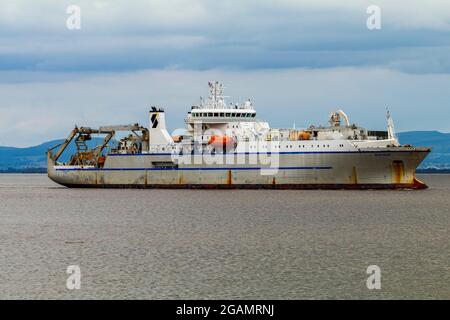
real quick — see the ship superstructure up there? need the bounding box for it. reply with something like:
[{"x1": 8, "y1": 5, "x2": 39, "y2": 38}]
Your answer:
[{"x1": 47, "y1": 81, "x2": 430, "y2": 189}]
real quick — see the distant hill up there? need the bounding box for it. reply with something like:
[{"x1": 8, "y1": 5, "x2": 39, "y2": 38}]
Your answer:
[
  {"x1": 0, "y1": 131, "x2": 448, "y2": 172},
  {"x1": 0, "y1": 138, "x2": 112, "y2": 171},
  {"x1": 397, "y1": 131, "x2": 450, "y2": 169}
]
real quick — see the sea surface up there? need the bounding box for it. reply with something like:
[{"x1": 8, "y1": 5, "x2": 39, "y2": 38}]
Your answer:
[{"x1": 0, "y1": 174, "x2": 449, "y2": 299}]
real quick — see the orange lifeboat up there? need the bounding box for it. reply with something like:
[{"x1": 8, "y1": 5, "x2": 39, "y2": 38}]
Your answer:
[
  {"x1": 208, "y1": 135, "x2": 236, "y2": 151},
  {"x1": 298, "y1": 131, "x2": 311, "y2": 140}
]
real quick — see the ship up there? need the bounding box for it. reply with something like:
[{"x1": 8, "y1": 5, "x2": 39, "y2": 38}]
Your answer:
[{"x1": 47, "y1": 81, "x2": 431, "y2": 189}]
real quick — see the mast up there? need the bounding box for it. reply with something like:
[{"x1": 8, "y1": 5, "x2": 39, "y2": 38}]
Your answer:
[
  {"x1": 207, "y1": 81, "x2": 227, "y2": 109},
  {"x1": 386, "y1": 108, "x2": 399, "y2": 145}
]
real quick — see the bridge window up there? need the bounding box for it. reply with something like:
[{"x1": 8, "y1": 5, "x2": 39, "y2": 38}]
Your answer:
[
  {"x1": 214, "y1": 113, "x2": 219, "y2": 117},
  {"x1": 226, "y1": 113, "x2": 230, "y2": 117},
  {"x1": 208, "y1": 113, "x2": 213, "y2": 117}
]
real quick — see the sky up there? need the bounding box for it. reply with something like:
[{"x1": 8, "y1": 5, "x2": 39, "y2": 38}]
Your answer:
[{"x1": 0, "y1": 0, "x2": 450, "y2": 146}]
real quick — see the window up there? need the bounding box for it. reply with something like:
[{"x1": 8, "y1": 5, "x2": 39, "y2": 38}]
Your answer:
[
  {"x1": 251, "y1": 113, "x2": 256, "y2": 117},
  {"x1": 214, "y1": 113, "x2": 219, "y2": 117},
  {"x1": 220, "y1": 113, "x2": 224, "y2": 117},
  {"x1": 208, "y1": 113, "x2": 213, "y2": 117},
  {"x1": 231, "y1": 113, "x2": 236, "y2": 117},
  {"x1": 226, "y1": 113, "x2": 230, "y2": 117},
  {"x1": 246, "y1": 113, "x2": 251, "y2": 117}
]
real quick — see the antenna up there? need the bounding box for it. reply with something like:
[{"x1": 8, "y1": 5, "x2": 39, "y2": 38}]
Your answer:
[{"x1": 207, "y1": 81, "x2": 227, "y2": 108}]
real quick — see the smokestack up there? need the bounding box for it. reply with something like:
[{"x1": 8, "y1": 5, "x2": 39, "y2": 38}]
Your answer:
[{"x1": 149, "y1": 107, "x2": 173, "y2": 146}]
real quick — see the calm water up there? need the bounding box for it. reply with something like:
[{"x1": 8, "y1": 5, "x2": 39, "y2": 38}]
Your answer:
[{"x1": 0, "y1": 174, "x2": 449, "y2": 299}]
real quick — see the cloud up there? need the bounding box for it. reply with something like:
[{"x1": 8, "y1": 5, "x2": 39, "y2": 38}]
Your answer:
[
  {"x1": 0, "y1": 68, "x2": 449, "y2": 147},
  {"x1": 1, "y1": 0, "x2": 450, "y2": 73},
  {"x1": 0, "y1": 1, "x2": 449, "y2": 146}
]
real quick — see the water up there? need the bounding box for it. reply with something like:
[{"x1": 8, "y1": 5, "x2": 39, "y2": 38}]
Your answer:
[{"x1": 0, "y1": 174, "x2": 449, "y2": 299}]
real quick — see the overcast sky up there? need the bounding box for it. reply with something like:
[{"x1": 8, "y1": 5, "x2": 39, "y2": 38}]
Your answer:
[{"x1": 1, "y1": 0, "x2": 450, "y2": 146}]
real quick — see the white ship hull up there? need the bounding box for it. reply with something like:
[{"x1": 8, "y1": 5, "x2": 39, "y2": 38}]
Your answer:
[{"x1": 48, "y1": 147, "x2": 430, "y2": 189}]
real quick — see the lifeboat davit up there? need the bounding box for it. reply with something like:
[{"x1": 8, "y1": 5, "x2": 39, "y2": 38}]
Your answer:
[{"x1": 208, "y1": 135, "x2": 236, "y2": 151}]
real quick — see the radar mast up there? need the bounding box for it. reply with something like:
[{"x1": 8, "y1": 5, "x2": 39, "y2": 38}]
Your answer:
[{"x1": 207, "y1": 81, "x2": 227, "y2": 109}]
